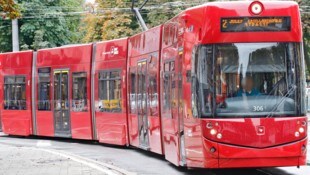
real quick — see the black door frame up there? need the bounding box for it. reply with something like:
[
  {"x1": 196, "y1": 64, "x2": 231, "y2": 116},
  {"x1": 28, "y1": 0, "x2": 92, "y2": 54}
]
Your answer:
[{"x1": 53, "y1": 69, "x2": 71, "y2": 137}]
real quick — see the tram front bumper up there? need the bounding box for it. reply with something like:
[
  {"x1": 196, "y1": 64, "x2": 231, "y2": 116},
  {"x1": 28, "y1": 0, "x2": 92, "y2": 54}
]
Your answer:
[{"x1": 202, "y1": 137, "x2": 307, "y2": 168}]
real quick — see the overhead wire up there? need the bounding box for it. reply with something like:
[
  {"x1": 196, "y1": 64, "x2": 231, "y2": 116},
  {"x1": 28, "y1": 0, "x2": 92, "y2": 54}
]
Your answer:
[
  {"x1": 3, "y1": 0, "x2": 309, "y2": 15},
  {"x1": 1, "y1": 1, "x2": 309, "y2": 21}
]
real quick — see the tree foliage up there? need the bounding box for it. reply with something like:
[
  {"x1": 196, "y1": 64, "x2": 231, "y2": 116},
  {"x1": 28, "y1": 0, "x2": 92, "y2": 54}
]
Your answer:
[
  {"x1": 0, "y1": 0, "x2": 21, "y2": 19},
  {"x1": 19, "y1": 0, "x2": 84, "y2": 50},
  {"x1": 0, "y1": 20, "x2": 12, "y2": 52},
  {"x1": 0, "y1": 0, "x2": 83, "y2": 52},
  {"x1": 145, "y1": 0, "x2": 210, "y2": 28},
  {"x1": 297, "y1": 0, "x2": 310, "y2": 75},
  {"x1": 80, "y1": 0, "x2": 137, "y2": 42},
  {"x1": 0, "y1": 0, "x2": 21, "y2": 52}
]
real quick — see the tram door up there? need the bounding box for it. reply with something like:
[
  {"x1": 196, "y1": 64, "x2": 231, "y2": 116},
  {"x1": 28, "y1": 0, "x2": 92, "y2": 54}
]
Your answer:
[
  {"x1": 53, "y1": 70, "x2": 71, "y2": 137},
  {"x1": 162, "y1": 56, "x2": 184, "y2": 165},
  {"x1": 137, "y1": 61, "x2": 149, "y2": 149}
]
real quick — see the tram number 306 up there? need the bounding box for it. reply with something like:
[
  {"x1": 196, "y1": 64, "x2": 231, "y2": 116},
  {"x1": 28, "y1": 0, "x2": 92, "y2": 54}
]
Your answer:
[{"x1": 253, "y1": 106, "x2": 264, "y2": 112}]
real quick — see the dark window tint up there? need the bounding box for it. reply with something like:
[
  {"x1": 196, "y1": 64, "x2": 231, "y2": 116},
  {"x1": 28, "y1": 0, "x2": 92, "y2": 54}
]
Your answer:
[
  {"x1": 148, "y1": 58, "x2": 158, "y2": 116},
  {"x1": 129, "y1": 67, "x2": 137, "y2": 114},
  {"x1": 4, "y1": 76, "x2": 27, "y2": 110},
  {"x1": 72, "y1": 72, "x2": 88, "y2": 112},
  {"x1": 163, "y1": 61, "x2": 175, "y2": 116},
  {"x1": 38, "y1": 68, "x2": 51, "y2": 110}
]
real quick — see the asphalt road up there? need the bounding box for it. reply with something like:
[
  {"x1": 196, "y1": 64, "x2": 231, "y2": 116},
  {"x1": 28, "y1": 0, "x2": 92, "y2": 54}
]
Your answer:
[{"x1": 0, "y1": 133, "x2": 309, "y2": 175}]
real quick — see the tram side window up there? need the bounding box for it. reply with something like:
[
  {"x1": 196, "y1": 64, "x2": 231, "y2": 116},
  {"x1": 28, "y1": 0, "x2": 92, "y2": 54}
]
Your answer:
[
  {"x1": 149, "y1": 75, "x2": 158, "y2": 116},
  {"x1": 72, "y1": 72, "x2": 87, "y2": 112},
  {"x1": 98, "y1": 70, "x2": 122, "y2": 112},
  {"x1": 163, "y1": 61, "x2": 175, "y2": 114},
  {"x1": 4, "y1": 76, "x2": 27, "y2": 110},
  {"x1": 38, "y1": 68, "x2": 51, "y2": 111},
  {"x1": 129, "y1": 67, "x2": 137, "y2": 114}
]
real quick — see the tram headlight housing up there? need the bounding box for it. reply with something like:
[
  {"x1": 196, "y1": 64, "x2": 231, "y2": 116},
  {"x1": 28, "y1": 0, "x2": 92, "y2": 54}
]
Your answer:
[
  {"x1": 299, "y1": 127, "x2": 305, "y2": 133},
  {"x1": 206, "y1": 122, "x2": 213, "y2": 129},
  {"x1": 249, "y1": 1, "x2": 264, "y2": 15},
  {"x1": 206, "y1": 121, "x2": 223, "y2": 139},
  {"x1": 210, "y1": 129, "x2": 217, "y2": 135}
]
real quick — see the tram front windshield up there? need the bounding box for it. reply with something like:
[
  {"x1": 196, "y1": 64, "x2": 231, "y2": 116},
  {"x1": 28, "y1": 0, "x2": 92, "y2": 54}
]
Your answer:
[{"x1": 197, "y1": 43, "x2": 305, "y2": 117}]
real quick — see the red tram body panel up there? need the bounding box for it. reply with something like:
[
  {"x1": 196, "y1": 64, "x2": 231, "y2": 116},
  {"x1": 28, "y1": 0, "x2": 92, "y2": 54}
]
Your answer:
[
  {"x1": 0, "y1": 51, "x2": 33, "y2": 136},
  {"x1": 160, "y1": 17, "x2": 187, "y2": 165},
  {"x1": 93, "y1": 39, "x2": 129, "y2": 145},
  {"x1": 128, "y1": 26, "x2": 163, "y2": 154},
  {"x1": 35, "y1": 44, "x2": 93, "y2": 139},
  {"x1": 0, "y1": 0, "x2": 307, "y2": 170}
]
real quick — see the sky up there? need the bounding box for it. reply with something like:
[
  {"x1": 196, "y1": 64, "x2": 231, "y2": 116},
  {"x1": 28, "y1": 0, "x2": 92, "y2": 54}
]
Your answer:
[{"x1": 86, "y1": 0, "x2": 95, "y2": 3}]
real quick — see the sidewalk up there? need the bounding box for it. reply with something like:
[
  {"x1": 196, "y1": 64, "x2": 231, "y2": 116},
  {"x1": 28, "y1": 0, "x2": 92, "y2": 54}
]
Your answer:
[{"x1": 0, "y1": 143, "x2": 127, "y2": 175}]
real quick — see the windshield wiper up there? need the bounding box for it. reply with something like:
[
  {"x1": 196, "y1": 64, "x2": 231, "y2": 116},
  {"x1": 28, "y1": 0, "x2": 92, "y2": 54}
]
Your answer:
[{"x1": 266, "y1": 85, "x2": 297, "y2": 118}]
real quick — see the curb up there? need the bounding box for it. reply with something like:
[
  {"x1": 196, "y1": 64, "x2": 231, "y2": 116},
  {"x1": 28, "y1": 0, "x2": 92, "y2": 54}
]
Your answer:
[
  {"x1": 38, "y1": 148, "x2": 136, "y2": 175},
  {"x1": 0, "y1": 142, "x2": 136, "y2": 175}
]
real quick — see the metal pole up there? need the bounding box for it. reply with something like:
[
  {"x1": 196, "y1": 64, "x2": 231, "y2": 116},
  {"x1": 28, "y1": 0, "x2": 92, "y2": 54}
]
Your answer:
[
  {"x1": 12, "y1": 19, "x2": 19, "y2": 52},
  {"x1": 131, "y1": 0, "x2": 149, "y2": 31},
  {"x1": 133, "y1": 8, "x2": 148, "y2": 31}
]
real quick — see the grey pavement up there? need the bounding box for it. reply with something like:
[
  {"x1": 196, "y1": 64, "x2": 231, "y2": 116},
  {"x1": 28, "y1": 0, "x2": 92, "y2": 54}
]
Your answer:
[
  {"x1": 0, "y1": 134, "x2": 309, "y2": 175},
  {"x1": 0, "y1": 143, "x2": 130, "y2": 175}
]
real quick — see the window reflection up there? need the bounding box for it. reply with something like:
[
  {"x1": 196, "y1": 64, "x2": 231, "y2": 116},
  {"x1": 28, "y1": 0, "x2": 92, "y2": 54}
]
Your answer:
[
  {"x1": 129, "y1": 67, "x2": 137, "y2": 114},
  {"x1": 148, "y1": 58, "x2": 158, "y2": 116},
  {"x1": 163, "y1": 61, "x2": 175, "y2": 118},
  {"x1": 4, "y1": 76, "x2": 27, "y2": 110},
  {"x1": 38, "y1": 68, "x2": 51, "y2": 111},
  {"x1": 98, "y1": 70, "x2": 122, "y2": 112},
  {"x1": 197, "y1": 43, "x2": 300, "y2": 117},
  {"x1": 54, "y1": 71, "x2": 69, "y2": 111},
  {"x1": 72, "y1": 72, "x2": 87, "y2": 112}
]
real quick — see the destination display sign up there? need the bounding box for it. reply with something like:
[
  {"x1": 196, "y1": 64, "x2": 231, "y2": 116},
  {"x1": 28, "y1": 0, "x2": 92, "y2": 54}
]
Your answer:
[{"x1": 221, "y1": 17, "x2": 291, "y2": 32}]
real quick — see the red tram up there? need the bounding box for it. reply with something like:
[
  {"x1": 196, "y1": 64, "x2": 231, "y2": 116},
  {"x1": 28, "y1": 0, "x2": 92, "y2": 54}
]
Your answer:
[
  {"x1": 0, "y1": 1, "x2": 307, "y2": 169},
  {"x1": 35, "y1": 44, "x2": 93, "y2": 139}
]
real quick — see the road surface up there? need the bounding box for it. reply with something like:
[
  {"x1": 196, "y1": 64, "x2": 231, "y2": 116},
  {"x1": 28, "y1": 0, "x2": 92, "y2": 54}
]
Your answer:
[{"x1": 0, "y1": 132, "x2": 309, "y2": 175}]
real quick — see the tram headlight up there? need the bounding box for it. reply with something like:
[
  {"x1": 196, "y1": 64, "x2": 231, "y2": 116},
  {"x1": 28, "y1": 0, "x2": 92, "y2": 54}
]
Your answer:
[
  {"x1": 217, "y1": 133, "x2": 222, "y2": 139},
  {"x1": 299, "y1": 127, "x2": 305, "y2": 133},
  {"x1": 295, "y1": 131, "x2": 300, "y2": 137},
  {"x1": 210, "y1": 129, "x2": 217, "y2": 135}
]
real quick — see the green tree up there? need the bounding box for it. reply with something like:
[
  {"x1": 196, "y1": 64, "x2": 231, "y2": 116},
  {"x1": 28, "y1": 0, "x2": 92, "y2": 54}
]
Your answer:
[
  {"x1": 60, "y1": 0, "x2": 85, "y2": 43},
  {"x1": 0, "y1": 20, "x2": 12, "y2": 52},
  {"x1": 1, "y1": 0, "x2": 84, "y2": 52},
  {"x1": 299, "y1": 0, "x2": 310, "y2": 76},
  {"x1": 19, "y1": 0, "x2": 84, "y2": 50}
]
